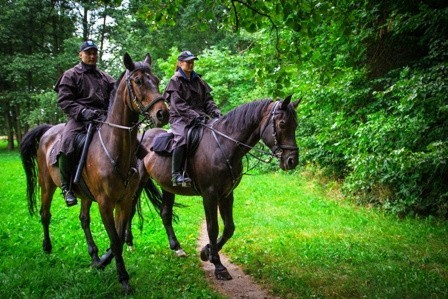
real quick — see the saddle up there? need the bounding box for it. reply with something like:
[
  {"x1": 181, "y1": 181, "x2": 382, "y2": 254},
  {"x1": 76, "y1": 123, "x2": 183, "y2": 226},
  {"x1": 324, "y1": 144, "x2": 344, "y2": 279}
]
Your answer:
[
  {"x1": 151, "y1": 123, "x2": 204, "y2": 157},
  {"x1": 50, "y1": 131, "x2": 148, "y2": 166},
  {"x1": 50, "y1": 128, "x2": 148, "y2": 202}
]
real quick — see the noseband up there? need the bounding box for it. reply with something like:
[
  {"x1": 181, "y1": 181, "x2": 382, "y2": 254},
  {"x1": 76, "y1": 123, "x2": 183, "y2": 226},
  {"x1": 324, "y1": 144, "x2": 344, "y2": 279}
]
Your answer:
[
  {"x1": 125, "y1": 69, "x2": 165, "y2": 121},
  {"x1": 261, "y1": 101, "x2": 299, "y2": 159}
]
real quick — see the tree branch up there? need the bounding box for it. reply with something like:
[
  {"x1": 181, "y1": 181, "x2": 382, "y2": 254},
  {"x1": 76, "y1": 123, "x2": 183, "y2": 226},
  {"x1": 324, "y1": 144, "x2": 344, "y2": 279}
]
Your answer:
[{"x1": 231, "y1": 0, "x2": 280, "y2": 56}]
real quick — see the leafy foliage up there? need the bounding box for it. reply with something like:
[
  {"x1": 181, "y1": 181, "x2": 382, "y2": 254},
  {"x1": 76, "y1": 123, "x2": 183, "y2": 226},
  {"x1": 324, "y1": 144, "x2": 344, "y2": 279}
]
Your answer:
[{"x1": 1, "y1": 0, "x2": 447, "y2": 217}]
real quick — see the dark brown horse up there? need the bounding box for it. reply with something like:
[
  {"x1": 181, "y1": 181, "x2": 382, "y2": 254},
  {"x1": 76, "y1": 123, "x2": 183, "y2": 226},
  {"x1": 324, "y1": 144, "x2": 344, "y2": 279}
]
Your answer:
[
  {"x1": 20, "y1": 53, "x2": 169, "y2": 294},
  {"x1": 137, "y1": 96, "x2": 300, "y2": 280}
]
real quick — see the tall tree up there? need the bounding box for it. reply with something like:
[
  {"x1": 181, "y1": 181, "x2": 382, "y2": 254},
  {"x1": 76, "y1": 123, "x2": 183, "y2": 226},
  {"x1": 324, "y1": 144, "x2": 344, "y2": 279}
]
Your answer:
[{"x1": 0, "y1": 0, "x2": 122, "y2": 149}]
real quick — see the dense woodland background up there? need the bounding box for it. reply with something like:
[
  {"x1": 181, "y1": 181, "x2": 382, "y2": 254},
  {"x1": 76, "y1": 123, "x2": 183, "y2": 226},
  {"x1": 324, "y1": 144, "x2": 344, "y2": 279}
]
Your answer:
[{"x1": 0, "y1": 0, "x2": 447, "y2": 218}]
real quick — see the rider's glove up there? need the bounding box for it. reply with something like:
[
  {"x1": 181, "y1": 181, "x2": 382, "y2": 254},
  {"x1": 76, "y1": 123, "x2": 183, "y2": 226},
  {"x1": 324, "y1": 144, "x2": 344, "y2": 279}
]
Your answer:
[
  {"x1": 211, "y1": 111, "x2": 222, "y2": 119},
  {"x1": 193, "y1": 115, "x2": 206, "y2": 125},
  {"x1": 81, "y1": 108, "x2": 101, "y2": 121}
]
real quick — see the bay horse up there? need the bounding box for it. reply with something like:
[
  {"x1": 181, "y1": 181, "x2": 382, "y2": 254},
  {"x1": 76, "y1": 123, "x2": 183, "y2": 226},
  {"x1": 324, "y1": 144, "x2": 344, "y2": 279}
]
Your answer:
[
  {"x1": 137, "y1": 96, "x2": 300, "y2": 280},
  {"x1": 20, "y1": 53, "x2": 169, "y2": 294}
]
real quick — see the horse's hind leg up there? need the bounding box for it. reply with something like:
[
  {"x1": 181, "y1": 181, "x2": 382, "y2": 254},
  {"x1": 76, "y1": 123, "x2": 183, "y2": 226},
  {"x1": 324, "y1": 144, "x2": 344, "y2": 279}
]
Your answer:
[
  {"x1": 161, "y1": 190, "x2": 185, "y2": 257},
  {"x1": 40, "y1": 185, "x2": 56, "y2": 253},
  {"x1": 217, "y1": 192, "x2": 235, "y2": 251},
  {"x1": 79, "y1": 199, "x2": 100, "y2": 266},
  {"x1": 124, "y1": 192, "x2": 140, "y2": 249}
]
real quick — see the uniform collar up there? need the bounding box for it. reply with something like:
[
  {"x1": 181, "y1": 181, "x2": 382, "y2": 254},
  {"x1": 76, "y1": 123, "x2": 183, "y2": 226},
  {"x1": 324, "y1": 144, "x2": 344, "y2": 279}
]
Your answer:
[
  {"x1": 76, "y1": 62, "x2": 99, "y2": 73},
  {"x1": 177, "y1": 69, "x2": 198, "y2": 81}
]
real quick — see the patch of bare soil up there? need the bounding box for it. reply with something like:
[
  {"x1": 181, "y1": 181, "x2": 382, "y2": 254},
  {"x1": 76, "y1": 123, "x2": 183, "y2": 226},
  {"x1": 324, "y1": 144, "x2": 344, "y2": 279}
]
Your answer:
[{"x1": 197, "y1": 222, "x2": 279, "y2": 299}]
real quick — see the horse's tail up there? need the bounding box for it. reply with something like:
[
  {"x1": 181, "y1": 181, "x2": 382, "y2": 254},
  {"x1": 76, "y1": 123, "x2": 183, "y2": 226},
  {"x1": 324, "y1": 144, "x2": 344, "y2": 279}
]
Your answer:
[
  {"x1": 20, "y1": 124, "x2": 52, "y2": 215},
  {"x1": 143, "y1": 178, "x2": 184, "y2": 222},
  {"x1": 143, "y1": 179, "x2": 163, "y2": 215}
]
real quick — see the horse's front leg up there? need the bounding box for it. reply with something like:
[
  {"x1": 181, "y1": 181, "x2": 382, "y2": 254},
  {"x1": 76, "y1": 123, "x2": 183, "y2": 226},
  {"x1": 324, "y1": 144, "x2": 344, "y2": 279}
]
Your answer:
[
  {"x1": 200, "y1": 196, "x2": 232, "y2": 280},
  {"x1": 98, "y1": 199, "x2": 132, "y2": 295},
  {"x1": 79, "y1": 198, "x2": 100, "y2": 266},
  {"x1": 161, "y1": 190, "x2": 186, "y2": 257},
  {"x1": 217, "y1": 192, "x2": 235, "y2": 251}
]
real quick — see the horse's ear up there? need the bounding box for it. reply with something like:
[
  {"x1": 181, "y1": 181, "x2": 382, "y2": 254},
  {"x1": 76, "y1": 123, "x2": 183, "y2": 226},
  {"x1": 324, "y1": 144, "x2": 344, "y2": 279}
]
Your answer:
[
  {"x1": 123, "y1": 52, "x2": 135, "y2": 72},
  {"x1": 291, "y1": 97, "x2": 302, "y2": 110},
  {"x1": 281, "y1": 95, "x2": 292, "y2": 109},
  {"x1": 144, "y1": 53, "x2": 152, "y2": 66}
]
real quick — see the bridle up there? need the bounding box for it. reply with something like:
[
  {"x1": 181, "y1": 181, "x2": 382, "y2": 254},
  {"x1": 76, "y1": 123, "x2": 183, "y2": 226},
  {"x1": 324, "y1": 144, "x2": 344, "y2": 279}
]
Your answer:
[
  {"x1": 205, "y1": 100, "x2": 298, "y2": 159},
  {"x1": 202, "y1": 100, "x2": 298, "y2": 196},
  {"x1": 259, "y1": 100, "x2": 299, "y2": 159},
  {"x1": 95, "y1": 67, "x2": 166, "y2": 186},
  {"x1": 125, "y1": 68, "x2": 165, "y2": 127}
]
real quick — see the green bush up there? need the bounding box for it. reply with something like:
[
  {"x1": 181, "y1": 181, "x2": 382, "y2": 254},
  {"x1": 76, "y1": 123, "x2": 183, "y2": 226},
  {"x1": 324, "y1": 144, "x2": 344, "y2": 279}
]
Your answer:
[{"x1": 344, "y1": 63, "x2": 448, "y2": 217}]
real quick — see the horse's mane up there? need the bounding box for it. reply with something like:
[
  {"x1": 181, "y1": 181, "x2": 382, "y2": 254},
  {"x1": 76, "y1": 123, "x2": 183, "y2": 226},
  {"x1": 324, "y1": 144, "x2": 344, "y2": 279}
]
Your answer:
[{"x1": 220, "y1": 99, "x2": 272, "y2": 134}]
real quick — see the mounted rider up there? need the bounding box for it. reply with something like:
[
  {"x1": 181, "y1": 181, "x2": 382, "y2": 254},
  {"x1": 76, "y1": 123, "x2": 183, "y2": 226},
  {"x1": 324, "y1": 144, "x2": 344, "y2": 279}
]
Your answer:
[
  {"x1": 163, "y1": 50, "x2": 221, "y2": 187},
  {"x1": 54, "y1": 40, "x2": 115, "y2": 206}
]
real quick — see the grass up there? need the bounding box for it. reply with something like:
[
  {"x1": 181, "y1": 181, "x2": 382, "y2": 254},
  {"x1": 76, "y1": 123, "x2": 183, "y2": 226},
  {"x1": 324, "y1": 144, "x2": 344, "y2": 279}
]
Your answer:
[
  {"x1": 228, "y1": 172, "x2": 448, "y2": 298},
  {"x1": 1, "y1": 142, "x2": 447, "y2": 298},
  {"x1": 0, "y1": 145, "x2": 221, "y2": 298}
]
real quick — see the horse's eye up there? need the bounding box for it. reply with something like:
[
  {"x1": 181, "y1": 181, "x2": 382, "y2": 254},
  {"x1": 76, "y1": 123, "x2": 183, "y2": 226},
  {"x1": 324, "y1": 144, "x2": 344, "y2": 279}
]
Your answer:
[
  {"x1": 134, "y1": 78, "x2": 142, "y2": 85},
  {"x1": 279, "y1": 120, "x2": 286, "y2": 129}
]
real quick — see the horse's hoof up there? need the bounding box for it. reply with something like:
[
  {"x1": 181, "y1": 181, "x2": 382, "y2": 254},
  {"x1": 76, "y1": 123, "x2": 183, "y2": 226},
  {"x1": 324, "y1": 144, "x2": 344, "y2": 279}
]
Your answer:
[
  {"x1": 175, "y1": 249, "x2": 187, "y2": 257},
  {"x1": 91, "y1": 258, "x2": 103, "y2": 270},
  {"x1": 200, "y1": 245, "x2": 210, "y2": 261},
  {"x1": 121, "y1": 282, "x2": 134, "y2": 295},
  {"x1": 215, "y1": 268, "x2": 232, "y2": 281},
  {"x1": 93, "y1": 252, "x2": 113, "y2": 270},
  {"x1": 42, "y1": 240, "x2": 52, "y2": 253},
  {"x1": 92, "y1": 261, "x2": 105, "y2": 270}
]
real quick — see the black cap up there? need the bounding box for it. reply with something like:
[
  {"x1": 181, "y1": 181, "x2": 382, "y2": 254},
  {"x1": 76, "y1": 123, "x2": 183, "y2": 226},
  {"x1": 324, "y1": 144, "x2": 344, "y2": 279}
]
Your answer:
[
  {"x1": 178, "y1": 51, "x2": 198, "y2": 61},
  {"x1": 80, "y1": 40, "x2": 98, "y2": 52}
]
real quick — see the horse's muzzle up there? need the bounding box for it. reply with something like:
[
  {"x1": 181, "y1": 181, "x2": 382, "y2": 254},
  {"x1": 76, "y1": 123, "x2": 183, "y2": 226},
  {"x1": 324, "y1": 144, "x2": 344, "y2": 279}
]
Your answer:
[
  {"x1": 156, "y1": 109, "x2": 169, "y2": 126},
  {"x1": 281, "y1": 152, "x2": 299, "y2": 170}
]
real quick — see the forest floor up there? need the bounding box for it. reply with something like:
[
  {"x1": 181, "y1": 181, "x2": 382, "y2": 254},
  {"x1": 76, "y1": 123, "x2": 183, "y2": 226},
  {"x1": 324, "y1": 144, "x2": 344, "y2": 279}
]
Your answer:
[{"x1": 198, "y1": 222, "x2": 279, "y2": 299}]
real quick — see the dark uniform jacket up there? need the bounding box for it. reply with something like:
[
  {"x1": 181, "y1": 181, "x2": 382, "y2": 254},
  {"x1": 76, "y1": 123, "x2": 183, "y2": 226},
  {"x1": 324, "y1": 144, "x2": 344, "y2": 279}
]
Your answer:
[
  {"x1": 163, "y1": 69, "x2": 221, "y2": 148},
  {"x1": 54, "y1": 62, "x2": 115, "y2": 155}
]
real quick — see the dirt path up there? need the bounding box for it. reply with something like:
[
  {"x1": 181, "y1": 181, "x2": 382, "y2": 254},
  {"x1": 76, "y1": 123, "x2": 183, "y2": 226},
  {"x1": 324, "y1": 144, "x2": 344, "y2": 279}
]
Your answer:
[{"x1": 197, "y1": 222, "x2": 279, "y2": 299}]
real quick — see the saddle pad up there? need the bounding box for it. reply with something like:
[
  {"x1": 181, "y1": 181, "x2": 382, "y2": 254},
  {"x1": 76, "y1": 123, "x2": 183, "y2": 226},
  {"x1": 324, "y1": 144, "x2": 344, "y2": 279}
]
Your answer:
[
  {"x1": 151, "y1": 132, "x2": 174, "y2": 156},
  {"x1": 150, "y1": 124, "x2": 205, "y2": 157}
]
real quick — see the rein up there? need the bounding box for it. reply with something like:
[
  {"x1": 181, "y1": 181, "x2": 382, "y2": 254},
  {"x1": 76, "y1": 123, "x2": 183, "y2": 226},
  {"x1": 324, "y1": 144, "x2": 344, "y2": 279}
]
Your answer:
[
  {"x1": 201, "y1": 100, "x2": 297, "y2": 191},
  {"x1": 204, "y1": 100, "x2": 297, "y2": 159},
  {"x1": 92, "y1": 67, "x2": 163, "y2": 186}
]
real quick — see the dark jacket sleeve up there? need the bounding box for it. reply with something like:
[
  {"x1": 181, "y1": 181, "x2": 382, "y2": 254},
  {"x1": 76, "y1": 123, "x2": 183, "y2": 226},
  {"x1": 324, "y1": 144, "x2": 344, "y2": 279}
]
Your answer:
[{"x1": 54, "y1": 70, "x2": 85, "y2": 121}]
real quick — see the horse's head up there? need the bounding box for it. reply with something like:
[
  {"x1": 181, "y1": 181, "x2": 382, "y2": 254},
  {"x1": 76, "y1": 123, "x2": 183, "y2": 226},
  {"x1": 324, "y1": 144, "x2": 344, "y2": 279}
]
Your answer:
[
  {"x1": 260, "y1": 95, "x2": 301, "y2": 170},
  {"x1": 123, "y1": 53, "x2": 169, "y2": 127}
]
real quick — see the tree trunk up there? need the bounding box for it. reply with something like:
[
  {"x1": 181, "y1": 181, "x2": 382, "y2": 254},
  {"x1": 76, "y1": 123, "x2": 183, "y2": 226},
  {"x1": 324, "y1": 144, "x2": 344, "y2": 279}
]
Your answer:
[
  {"x1": 4, "y1": 109, "x2": 14, "y2": 150},
  {"x1": 82, "y1": 6, "x2": 89, "y2": 40},
  {"x1": 14, "y1": 104, "x2": 22, "y2": 146}
]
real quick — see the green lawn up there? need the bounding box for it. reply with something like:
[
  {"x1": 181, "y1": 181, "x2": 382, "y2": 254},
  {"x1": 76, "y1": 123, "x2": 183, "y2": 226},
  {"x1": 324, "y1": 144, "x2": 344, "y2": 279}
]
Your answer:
[{"x1": 1, "y1": 145, "x2": 447, "y2": 298}]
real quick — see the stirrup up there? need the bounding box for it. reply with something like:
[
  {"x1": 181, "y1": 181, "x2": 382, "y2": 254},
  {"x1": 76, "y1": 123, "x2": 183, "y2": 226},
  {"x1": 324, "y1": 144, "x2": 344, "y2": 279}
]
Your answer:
[
  {"x1": 62, "y1": 189, "x2": 77, "y2": 207},
  {"x1": 172, "y1": 173, "x2": 192, "y2": 187}
]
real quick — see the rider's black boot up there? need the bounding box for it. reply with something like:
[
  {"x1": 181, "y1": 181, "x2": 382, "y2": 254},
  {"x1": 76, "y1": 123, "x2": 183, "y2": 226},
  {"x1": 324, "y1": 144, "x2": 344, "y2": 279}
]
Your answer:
[
  {"x1": 171, "y1": 145, "x2": 192, "y2": 187},
  {"x1": 58, "y1": 153, "x2": 77, "y2": 207}
]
